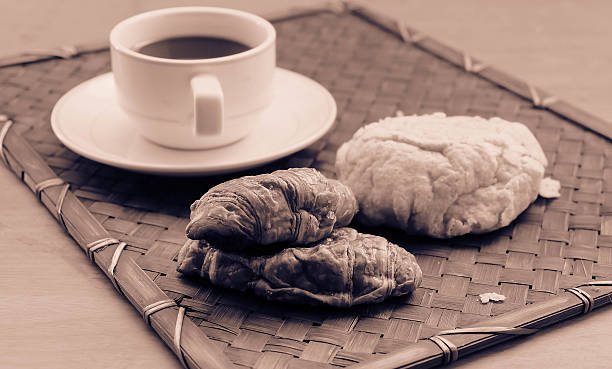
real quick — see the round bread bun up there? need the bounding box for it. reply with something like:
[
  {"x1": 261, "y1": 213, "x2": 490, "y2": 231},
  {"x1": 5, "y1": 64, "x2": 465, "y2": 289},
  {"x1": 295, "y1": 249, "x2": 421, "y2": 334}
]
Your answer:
[{"x1": 335, "y1": 113, "x2": 548, "y2": 238}]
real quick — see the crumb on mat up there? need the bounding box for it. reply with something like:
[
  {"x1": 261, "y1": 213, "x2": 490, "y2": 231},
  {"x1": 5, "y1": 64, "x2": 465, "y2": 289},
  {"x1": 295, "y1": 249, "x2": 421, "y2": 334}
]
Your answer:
[
  {"x1": 539, "y1": 177, "x2": 561, "y2": 198},
  {"x1": 479, "y1": 292, "x2": 506, "y2": 304}
]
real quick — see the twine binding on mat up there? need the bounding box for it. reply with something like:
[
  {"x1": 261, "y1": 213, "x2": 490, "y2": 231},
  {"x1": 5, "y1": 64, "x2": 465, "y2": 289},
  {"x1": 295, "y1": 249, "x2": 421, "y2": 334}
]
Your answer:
[
  {"x1": 566, "y1": 288, "x2": 594, "y2": 314},
  {"x1": 55, "y1": 183, "x2": 70, "y2": 231},
  {"x1": 528, "y1": 84, "x2": 558, "y2": 108},
  {"x1": 565, "y1": 280, "x2": 612, "y2": 314},
  {"x1": 142, "y1": 299, "x2": 177, "y2": 325},
  {"x1": 462, "y1": 52, "x2": 487, "y2": 73},
  {"x1": 107, "y1": 242, "x2": 127, "y2": 293},
  {"x1": 34, "y1": 178, "x2": 65, "y2": 200},
  {"x1": 396, "y1": 19, "x2": 425, "y2": 44},
  {"x1": 428, "y1": 326, "x2": 537, "y2": 364},
  {"x1": 174, "y1": 307, "x2": 189, "y2": 369},
  {"x1": 429, "y1": 335, "x2": 458, "y2": 364},
  {"x1": 0, "y1": 118, "x2": 13, "y2": 166},
  {"x1": 86, "y1": 237, "x2": 121, "y2": 262},
  {"x1": 34, "y1": 177, "x2": 70, "y2": 230}
]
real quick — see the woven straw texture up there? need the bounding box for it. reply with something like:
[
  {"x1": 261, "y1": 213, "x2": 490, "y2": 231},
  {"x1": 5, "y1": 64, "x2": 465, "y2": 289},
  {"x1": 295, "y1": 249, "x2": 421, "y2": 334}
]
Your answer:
[{"x1": 3, "y1": 10, "x2": 612, "y2": 368}]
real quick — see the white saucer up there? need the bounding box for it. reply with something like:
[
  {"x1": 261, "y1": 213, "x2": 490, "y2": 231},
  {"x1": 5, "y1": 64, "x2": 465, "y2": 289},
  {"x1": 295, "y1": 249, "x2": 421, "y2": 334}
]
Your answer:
[{"x1": 50, "y1": 69, "x2": 336, "y2": 176}]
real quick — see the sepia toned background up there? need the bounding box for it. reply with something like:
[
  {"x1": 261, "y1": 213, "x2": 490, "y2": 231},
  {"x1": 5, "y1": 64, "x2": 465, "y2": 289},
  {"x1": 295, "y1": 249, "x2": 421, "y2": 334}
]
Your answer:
[{"x1": 1, "y1": 1, "x2": 612, "y2": 368}]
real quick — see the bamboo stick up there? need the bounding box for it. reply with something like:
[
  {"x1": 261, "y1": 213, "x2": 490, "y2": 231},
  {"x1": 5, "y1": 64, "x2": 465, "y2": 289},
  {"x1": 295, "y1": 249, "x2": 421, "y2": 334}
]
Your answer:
[
  {"x1": 348, "y1": 4, "x2": 612, "y2": 140},
  {"x1": 352, "y1": 284, "x2": 612, "y2": 368},
  {"x1": 1, "y1": 123, "x2": 236, "y2": 369}
]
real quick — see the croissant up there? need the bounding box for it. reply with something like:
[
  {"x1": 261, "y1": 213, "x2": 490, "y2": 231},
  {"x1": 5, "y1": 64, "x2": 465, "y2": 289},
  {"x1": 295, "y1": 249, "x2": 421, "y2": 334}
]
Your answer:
[
  {"x1": 177, "y1": 228, "x2": 422, "y2": 307},
  {"x1": 185, "y1": 168, "x2": 358, "y2": 252}
]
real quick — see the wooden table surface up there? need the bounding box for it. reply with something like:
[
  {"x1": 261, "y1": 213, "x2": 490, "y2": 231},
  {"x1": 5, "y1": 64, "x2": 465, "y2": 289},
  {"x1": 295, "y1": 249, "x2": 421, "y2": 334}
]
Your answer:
[{"x1": 2, "y1": 1, "x2": 612, "y2": 368}]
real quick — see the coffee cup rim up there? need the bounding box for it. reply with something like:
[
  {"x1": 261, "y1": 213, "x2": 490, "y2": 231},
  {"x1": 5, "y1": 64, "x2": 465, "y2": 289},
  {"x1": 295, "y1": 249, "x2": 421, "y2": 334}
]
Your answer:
[{"x1": 109, "y1": 6, "x2": 276, "y2": 65}]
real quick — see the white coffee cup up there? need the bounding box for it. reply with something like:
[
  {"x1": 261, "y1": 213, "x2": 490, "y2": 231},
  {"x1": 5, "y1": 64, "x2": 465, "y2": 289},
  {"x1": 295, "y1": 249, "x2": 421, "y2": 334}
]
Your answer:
[{"x1": 109, "y1": 7, "x2": 276, "y2": 149}]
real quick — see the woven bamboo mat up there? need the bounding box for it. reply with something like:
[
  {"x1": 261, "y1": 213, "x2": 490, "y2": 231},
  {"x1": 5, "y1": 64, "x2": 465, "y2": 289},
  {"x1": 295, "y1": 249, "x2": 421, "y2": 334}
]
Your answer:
[{"x1": 3, "y1": 6, "x2": 612, "y2": 369}]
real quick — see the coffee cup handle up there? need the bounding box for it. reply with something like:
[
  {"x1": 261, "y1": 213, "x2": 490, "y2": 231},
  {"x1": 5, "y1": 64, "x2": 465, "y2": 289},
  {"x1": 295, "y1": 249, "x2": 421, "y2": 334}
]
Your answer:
[{"x1": 191, "y1": 74, "x2": 223, "y2": 135}]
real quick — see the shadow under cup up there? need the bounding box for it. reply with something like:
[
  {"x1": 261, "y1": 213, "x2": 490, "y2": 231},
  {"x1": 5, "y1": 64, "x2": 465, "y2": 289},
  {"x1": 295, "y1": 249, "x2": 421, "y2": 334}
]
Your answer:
[{"x1": 110, "y1": 7, "x2": 277, "y2": 150}]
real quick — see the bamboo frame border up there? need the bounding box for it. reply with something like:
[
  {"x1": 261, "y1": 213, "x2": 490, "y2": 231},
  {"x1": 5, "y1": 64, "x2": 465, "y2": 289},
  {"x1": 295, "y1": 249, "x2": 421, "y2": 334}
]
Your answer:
[
  {"x1": 347, "y1": 3, "x2": 612, "y2": 140},
  {"x1": 2, "y1": 2, "x2": 612, "y2": 369},
  {"x1": 0, "y1": 119, "x2": 234, "y2": 369}
]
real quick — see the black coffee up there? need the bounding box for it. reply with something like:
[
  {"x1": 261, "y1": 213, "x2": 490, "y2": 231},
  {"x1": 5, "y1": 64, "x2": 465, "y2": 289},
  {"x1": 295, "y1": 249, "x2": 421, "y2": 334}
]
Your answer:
[{"x1": 136, "y1": 36, "x2": 250, "y2": 59}]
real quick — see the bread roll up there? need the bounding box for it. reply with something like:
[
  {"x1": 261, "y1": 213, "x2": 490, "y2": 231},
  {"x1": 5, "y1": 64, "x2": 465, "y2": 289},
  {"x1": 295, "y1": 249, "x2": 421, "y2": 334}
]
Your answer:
[{"x1": 336, "y1": 113, "x2": 548, "y2": 237}]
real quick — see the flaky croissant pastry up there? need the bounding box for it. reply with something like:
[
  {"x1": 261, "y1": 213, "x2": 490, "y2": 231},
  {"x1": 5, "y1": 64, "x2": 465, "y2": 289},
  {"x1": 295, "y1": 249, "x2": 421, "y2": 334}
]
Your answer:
[
  {"x1": 186, "y1": 168, "x2": 358, "y2": 251},
  {"x1": 177, "y1": 228, "x2": 422, "y2": 307}
]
